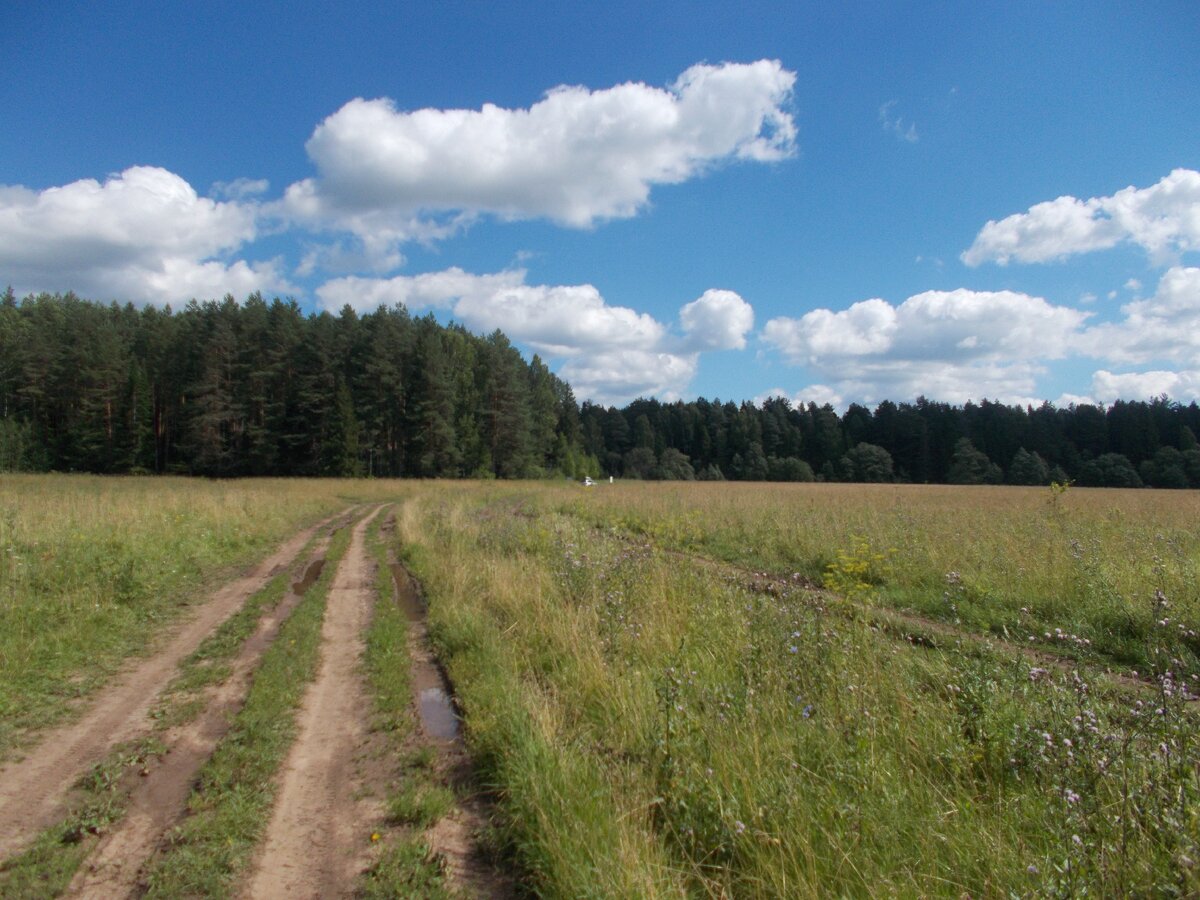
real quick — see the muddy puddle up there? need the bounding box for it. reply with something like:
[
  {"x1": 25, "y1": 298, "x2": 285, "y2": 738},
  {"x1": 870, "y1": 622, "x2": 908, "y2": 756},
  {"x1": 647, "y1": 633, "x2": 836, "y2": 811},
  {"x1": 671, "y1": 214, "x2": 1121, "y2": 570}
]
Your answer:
[
  {"x1": 292, "y1": 559, "x2": 325, "y2": 595},
  {"x1": 388, "y1": 562, "x2": 460, "y2": 741}
]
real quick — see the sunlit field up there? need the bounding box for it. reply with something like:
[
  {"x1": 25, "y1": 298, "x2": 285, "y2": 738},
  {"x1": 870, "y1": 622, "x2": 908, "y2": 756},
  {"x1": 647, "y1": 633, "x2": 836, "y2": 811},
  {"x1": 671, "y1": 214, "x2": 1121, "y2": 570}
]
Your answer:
[
  {"x1": 3, "y1": 476, "x2": 1197, "y2": 896},
  {"x1": 393, "y1": 481, "x2": 1200, "y2": 897},
  {"x1": 553, "y1": 481, "x2": 1200, "y2": 676},
  {"x1": 0, "y1": 475, "x2": 363, "y2": 754}
]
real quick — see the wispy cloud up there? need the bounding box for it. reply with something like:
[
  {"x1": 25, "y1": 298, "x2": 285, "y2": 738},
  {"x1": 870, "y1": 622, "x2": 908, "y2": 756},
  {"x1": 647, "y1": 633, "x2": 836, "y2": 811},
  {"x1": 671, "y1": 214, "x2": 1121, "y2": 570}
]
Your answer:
[{"x1": 879, "y1": 100, "x2": 918, "y2": 143}]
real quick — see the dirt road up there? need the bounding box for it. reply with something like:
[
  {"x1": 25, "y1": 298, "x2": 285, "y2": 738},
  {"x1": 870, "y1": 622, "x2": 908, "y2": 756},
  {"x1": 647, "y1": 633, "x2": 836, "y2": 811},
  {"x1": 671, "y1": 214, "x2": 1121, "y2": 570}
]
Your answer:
[
  {"x1": 63, "y1": 534, "x2": 336, "y2": 898},
  {"x1": 242, "y1": 505, "x2": 385, "y2": 899},
  {"x1": 0, "y1": 509, "x2": 350, "y2": 861}
]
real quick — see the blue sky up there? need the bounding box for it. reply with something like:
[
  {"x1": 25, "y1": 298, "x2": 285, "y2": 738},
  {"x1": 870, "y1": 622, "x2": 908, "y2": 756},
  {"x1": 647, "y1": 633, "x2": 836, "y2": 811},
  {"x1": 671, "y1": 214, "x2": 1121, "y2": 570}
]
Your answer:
[{"x1": 3, "y1": 1, "x2": 1199, "y2": 408}]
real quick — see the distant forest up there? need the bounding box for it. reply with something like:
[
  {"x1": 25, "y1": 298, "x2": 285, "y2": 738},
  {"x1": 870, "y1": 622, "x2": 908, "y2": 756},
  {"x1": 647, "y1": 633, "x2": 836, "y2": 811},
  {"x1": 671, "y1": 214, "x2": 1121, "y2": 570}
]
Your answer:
[{"x1": 3, "y1": 290, "x2": 1200, "y2": 488}]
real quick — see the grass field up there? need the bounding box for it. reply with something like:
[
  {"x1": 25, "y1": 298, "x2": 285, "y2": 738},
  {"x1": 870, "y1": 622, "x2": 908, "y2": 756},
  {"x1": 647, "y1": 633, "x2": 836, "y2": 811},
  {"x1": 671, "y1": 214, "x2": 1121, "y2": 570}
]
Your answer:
[
  {"x1": 2, "y1": 476, "x2": 1197, "y2": 896},
  {"x1": 394, "y1": 481, "x2": 1200, "y2": 897}
]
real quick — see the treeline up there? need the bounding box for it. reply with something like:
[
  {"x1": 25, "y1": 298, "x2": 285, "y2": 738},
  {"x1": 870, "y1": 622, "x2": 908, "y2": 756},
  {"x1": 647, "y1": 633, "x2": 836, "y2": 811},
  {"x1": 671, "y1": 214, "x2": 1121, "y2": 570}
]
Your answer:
[
  {"x1": 0, "y1": 290, "x2": 596, "y2": 478},
  {"x1": 4, "y1": 290, "x2": 1200, "y2": 488},
  {"x1": 578, "y1": 395, "x2": 1200, "y2": 488}
]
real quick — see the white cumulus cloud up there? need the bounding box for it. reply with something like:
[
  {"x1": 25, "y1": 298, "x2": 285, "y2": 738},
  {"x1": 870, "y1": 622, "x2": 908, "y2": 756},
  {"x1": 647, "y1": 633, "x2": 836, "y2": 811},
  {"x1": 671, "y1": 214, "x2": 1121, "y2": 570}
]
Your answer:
[
  {"x1": 210, "y1": 177, "x2": 269, "y2": 200},
  {"x1": 1090, "y1": 369, "x2": 1200, "y2": 404},
  {"x1": 762, "y1": 288, "x2": 1089, "y2": 406},
  {"x1": 679, "y1": 289, "x2": 754, "y2": 350},
  {"x1": 963, "y1": 168, "x2": 1200, "y2": 266},
  {"x1": 755, "y1": 385, "x2": 845, "y2": 410},
  {"x1": 0, "y1": 166, "x2": 293, "y2": 303},
  {"x1": 282, "y1": 60, "x2": 795, "y2": 267},
  {"x1": 317, "y1": 269, "x2": 753, "y2": 405},
  {"x1": 1078, "y1": 266, "x2": 1200, "y2": 365}
]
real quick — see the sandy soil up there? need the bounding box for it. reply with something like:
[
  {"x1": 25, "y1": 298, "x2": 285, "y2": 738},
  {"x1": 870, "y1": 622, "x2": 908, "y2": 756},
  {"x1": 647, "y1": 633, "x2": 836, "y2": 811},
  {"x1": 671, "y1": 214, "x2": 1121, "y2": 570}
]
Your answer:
[
  {"x1": 242, "y1": 505, "x2": 385, "y2": 899},
  {"x1": 0, "y1": 508, "x2": 351, "y2": 861}
]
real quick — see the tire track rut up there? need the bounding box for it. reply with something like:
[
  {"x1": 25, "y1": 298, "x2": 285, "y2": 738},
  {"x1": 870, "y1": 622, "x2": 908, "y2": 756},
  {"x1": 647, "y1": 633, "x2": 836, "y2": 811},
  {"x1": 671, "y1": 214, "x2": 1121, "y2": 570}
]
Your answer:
[
  {"x1": 0, "y1": 508, "x2": 352, "y2": 861},
  {"x1": 63, "y1": 533, "x2": 337, "y2": 898},
  {"x1": 243, "y1": 505, "x2": 385, "y2": 899}
]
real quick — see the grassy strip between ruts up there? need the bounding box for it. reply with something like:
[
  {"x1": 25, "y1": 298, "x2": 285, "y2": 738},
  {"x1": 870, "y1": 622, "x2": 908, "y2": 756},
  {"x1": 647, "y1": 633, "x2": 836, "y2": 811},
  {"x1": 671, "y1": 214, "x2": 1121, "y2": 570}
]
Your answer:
[
  {"x1": 0, "y1": 530, "x2": 333, "y2": 898},
  {"x1": 149, "y1": 518, "x2": 340, "y2": 730},
  {"x1": 139, "y1": 517, "x2": 356, "y2": 898},
  {"x1": 358, "y1": 507, "x2": 457, "y2": 899}
]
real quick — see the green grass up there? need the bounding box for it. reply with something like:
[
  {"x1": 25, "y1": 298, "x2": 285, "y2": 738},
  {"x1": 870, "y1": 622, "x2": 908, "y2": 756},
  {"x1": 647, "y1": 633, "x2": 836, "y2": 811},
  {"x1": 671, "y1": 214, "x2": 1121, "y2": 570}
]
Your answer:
[
  {"x1": 551, "y1": 481, "x2": 1200, "y2": 678},
  {"x1": 359, "y1": 840, "x2": 456, "y2": 900},
  {"x1": 0, "y1": 533, "x2": 334, "y2": 895},
  {"x1": 141, "y1": 518, "x2": 355, "y2": 898},
  {"x1": 7, "y1": 477, "x2": 1200, "y2": 897},
  {"x1": 396, "y1": 487, "x2": 1200, "y2": 898},
  {"x1": 0, "y1": 475, "x2": 352, "y2": 757},
  {"x1": 0, "y1": 737, "x2": 166, "y2": 898},
  {"x1": 357, "y1": 507, "x2": 458, "y2": 897}
]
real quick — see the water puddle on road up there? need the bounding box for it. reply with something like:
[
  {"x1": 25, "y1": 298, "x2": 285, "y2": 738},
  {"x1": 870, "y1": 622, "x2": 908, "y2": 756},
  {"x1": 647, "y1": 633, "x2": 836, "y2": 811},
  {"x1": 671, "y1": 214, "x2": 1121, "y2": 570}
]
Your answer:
[
  {"x1": 389, "y1": 561, "x2": 461, "y2": 741},
  {"x1": 391, "y1": 563, "x2": 424, "y2": 622},
  {"x1": 292, "y1": 559, "x2": 325, "y2": 595}
]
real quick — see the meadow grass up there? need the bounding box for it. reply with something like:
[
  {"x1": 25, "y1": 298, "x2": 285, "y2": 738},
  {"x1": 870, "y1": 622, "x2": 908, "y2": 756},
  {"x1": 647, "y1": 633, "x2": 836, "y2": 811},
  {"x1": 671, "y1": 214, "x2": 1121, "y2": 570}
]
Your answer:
[
  {"x1": 550, "y1": 481, "x2": 1200, "y2": 678},
  {"x1": 397, "y1": 486, "x2": 1200, "y2": 897},
  {"x1": 5, "y1": 476, "x2": 1199, "y2": 896},
  {"x1": 0, "y1": 514, "x2": 338, "y2": 894},
  {"x1": 141, "y1": 517, "x2": 355, "y2": 898},
  {"x1": 0, "y1": 474, "x2": 357, "y2": 756},
  {"x1": 358, "y1": 508, "x2": 457, "y2": 898}
]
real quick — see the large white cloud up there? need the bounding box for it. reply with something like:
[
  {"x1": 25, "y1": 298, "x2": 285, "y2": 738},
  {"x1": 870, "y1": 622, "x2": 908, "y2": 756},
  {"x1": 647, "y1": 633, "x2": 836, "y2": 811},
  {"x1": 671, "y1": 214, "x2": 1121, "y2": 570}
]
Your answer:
[
  {"x1": 764, "y1": 289, "x2": 1085, "y2": 366},
  {"x1": 282, "y1": 60, "x2": 795, "y2": 264},
  {"x1": 679, "y1": 289, "x2": 754, "y2": 351},
  {"x1": 0, "y1": 166, "x2": 293, "y2": 303},
  {"x1": 756, "y1": 385, "x2": 845, "y2": 410},
  {"x1": 963, "y1": 168, "x2": 1200, "y2": 266},
  {"x1": 1077, "y1": 266, "x2": 1200, "y2": 365},
  {"x1": 316, "y1": 267, "x2": 523, "y2": 312},
  {"x1": 560, "y1": 350, "x2": 700, "y2": 405},
  {"x1": 762, "y1": 288, "x2": 1089, "y2": 406},
  {"x1": 317, "y1": 269, "x2": 752, "y2": 405},
  {"x1": 1090, "y1": 369, "x2": 1200, "y2": 404}
]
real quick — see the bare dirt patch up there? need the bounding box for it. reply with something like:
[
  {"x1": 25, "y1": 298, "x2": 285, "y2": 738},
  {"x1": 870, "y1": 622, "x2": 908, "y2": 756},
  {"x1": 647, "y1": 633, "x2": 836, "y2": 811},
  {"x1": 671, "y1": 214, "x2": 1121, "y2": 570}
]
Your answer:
[
  {"x1": 242, "y1": 505, "x2": 385, "y2": 899},
  {"x1": 0, "y1": 508, "x2": 352, "y2": 862}
]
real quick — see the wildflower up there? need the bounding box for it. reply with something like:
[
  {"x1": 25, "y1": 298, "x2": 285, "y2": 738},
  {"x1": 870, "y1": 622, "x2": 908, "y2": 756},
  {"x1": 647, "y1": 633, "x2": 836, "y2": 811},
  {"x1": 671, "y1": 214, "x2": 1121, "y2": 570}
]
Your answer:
[
  {"x1": 734, "y1": 820, "x2": 746, "y2": 835},
  {"x1": 1072, "y1": 834, "x2": 1083, "y2": 847},
  {"x1": 787, "y1": 645, "x2": 798, "y2": 654},
  {"x1": 1029, "y1": 667, "x2": 1049, "y2": 682},
  {"x1": 370, "y1": 832, "x2": 380, "y2": 842},
  {"x1": 1064, "y1": 789, "x2": 1080, "y2": 805},
  {"x1": 1027, "y1": 864, "x2": 1039, "y2": 875},
  {"x1": 802, "y1": 705, "x2": 814, "y2": 719}
]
